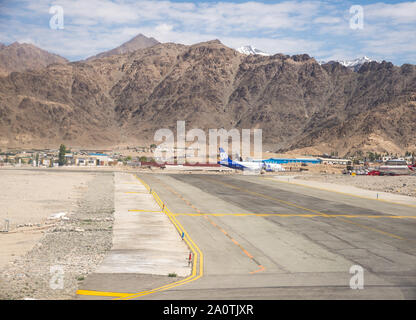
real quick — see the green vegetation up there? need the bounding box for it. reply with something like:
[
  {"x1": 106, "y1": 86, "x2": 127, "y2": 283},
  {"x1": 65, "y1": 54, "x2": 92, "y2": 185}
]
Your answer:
[
  {"x1": 58, "y1": 144, "x2": 67, "y2": 166},
  {"x1": 405, "y1": 151, "x2": 415, "y2": 157},
  {"x1": 168, "y1": 273, "x2": 177, "y2": 277},
  {"x1": 122, "y1": 155, "x2": 132, "y2": 164},
  {"x1": 366, "y1": 152, "x2": 382, "y2": 162}
]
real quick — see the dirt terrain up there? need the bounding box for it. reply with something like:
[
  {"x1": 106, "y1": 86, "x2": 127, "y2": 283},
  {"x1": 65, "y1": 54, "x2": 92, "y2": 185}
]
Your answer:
[
  {"x1": 0, "y1": 170, "x2": 114, "y2": 299},
  {"x1": 1, "y1": 37, "x2": 415, "y2": 155},
  {"x1": 297, "y1": 174, "x2": 416, "y2": 198}
]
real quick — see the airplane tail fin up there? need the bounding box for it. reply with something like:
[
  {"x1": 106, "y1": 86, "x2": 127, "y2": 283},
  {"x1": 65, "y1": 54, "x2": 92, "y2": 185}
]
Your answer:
[{"x1": 219, "y1": 148, "x2": 231, "y2": 162}]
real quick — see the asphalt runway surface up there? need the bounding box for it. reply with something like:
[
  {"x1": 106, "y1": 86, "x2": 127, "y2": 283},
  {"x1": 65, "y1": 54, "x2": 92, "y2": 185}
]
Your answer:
[
  {"x1": 110, "y1": 173, "x2": 415, "y2": 300},
  {"x1": 77, "y1": 172, "x2": 416, "y2": 300}
]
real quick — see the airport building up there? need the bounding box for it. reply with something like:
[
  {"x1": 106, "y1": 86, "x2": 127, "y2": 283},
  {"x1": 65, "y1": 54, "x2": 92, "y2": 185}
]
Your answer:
[
  {"x1": 75, "y1": 153, "x2": 113, "y2": 166},
  {"x1": 262, "y1": 158, "x2": 321, "y2": 165},
  {"x1": 319, "y1": 158, "x2": 351, "y2": 165}
]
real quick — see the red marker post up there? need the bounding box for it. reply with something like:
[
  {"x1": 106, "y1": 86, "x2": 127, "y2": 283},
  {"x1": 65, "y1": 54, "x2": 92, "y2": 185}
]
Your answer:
[{"x1": 188, "y1": 252, "x2": 192, "y2": 266}]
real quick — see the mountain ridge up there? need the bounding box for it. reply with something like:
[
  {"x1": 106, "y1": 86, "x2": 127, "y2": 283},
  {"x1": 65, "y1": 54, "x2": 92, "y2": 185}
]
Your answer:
[
  {"x1": 319, "y1": 56, "x2": 377, "y2": 72},
  {"x1": 86, "y1": 34, "x2": 160, "y2": 60},
  {"x1": 0, "y1": 42, "x2": 68, "y2": 77},
  {"x1": 0, "y1": 37, "x2": 415, "y2": 156},
  {"x1": 236, "y1": 45, "x2": 270, "y2": 56}
]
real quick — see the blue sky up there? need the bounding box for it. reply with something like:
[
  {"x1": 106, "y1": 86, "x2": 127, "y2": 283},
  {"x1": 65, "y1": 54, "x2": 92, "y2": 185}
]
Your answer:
[{"x1": 0, "y1": 0, "x2": 415, "y2": 65}]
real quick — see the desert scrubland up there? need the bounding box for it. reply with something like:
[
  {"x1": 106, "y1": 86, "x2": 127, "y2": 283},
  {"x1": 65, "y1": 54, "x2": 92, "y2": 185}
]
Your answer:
[
  {"x1": 0, "y1": 169, "x2": 114, "y2": 299},
  {"x1": 297, "y1": 174, "x2": 416, "y2": 198}
]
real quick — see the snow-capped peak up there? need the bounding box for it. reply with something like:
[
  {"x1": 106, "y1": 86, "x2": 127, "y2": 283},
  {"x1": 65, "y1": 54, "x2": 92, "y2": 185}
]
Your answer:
[
  {"x1": 336, "y1": 56, "x2": 373, "y2": 68},
  {"x1": 237, "y1": 45, "x2": 270, "y2": 56},
  {"x1": 319, "y1": 56, "x2": 375, "y2": 71}
]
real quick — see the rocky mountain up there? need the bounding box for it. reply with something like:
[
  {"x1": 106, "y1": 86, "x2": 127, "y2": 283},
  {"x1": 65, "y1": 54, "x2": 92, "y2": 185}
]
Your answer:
[
  {"x1": 319, "y1": 56, "x2": 375, "y2": 72},
  {"x1": 0, "y1": 42, "x2": 68, "y2": 77},
  {"x1": 0, "y1": 38, "x2": 415, "y2": 155},
  {"x1": 86, "y1": 34, "x2": 159, "y2": 60},
  {"x1": 286, "y1": 61, "x2": 416, "y2": 155},
  {"x1": 237, "y1": 45, "x2": 270, "y2": 56}
]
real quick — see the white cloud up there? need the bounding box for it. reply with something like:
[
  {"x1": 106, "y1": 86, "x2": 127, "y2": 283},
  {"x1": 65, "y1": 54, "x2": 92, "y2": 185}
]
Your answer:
[
  {"x1": 313, "y1": 16, "x2": 342, "y2": 24},
  {"x1": 23, "y1": 0, "x2": 325, "y2": 33},
  {"x1": 155, "y1": 24, "x2": 174, "y2": 34},
  {"x1": 365, "y1": 2, "x2": 416, "y2": 24},
  {"x1": 16, "y1": 38, "x2": 36, "y2": 45},
  {"x1": 0, "y1": 0, "x2": 415, "y2": 65}
]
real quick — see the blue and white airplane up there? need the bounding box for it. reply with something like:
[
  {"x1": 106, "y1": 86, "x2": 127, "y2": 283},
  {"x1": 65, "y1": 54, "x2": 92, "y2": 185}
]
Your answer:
[{"x1": 218, "y1": 148, "x2": 264, "y2": 171}]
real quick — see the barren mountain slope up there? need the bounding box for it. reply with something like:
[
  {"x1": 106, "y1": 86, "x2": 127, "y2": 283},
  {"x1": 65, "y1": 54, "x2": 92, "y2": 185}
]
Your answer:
[
  {"x1": 87, "y1": 34, "x2": 160, "y2": 61},
  {"x1": 0, "y1": 55, "x2": 127, "y2": 148},
  {"x1": 0, "y1": 42, "x2": 68, "y2": 77},
  {"x1": 287, "y1": 62, "x2": 416, "y2": 155},
  {"x1": 0, "y1": 39, "x2": 415, "y2": 155}
]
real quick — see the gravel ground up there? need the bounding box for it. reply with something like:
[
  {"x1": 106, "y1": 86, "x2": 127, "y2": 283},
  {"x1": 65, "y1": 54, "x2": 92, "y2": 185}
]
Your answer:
[
  {"x1": 0, "y1": 172, "x2": 114, "y2": 300},
  {"x1": 296, "y1": 174, "x2": 416, "y2": 198}
]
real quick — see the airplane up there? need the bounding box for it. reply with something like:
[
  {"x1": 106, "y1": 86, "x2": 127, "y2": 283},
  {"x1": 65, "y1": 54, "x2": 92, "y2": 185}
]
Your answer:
[
  {"x1": 218, "y1": 148, "x2": 264, "y2": 171},
  {"x1": 263, "y1": 162, "x2": 285, "y2": 172},
  {"x1": 378, "y1": 159, "x2": 414, "y2": 175}
]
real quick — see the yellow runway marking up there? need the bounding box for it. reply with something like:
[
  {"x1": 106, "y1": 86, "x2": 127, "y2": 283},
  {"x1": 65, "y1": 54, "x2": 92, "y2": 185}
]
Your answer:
[
  {"x1": 77, "y1": 174, "x2": 204, "y2": 300},
  {"x1": 128, "y1": 209, "x2": 163, "y2": 213},
  {"x1": 117, "y1": 212, "x2": 203, "y2": 300},
  {"x1": 204, "y1": 177, "x2": 330, "y2": 218},
  {"x1": 336, "y1": 217, "x2": 404, "y2": 240},
  {"x1": 171, "y1": 213, "x2": 416, "y2": 219},
  {"x1": 124, "y1": 191, "x2": 149, "y2": 194},
  {"x1": 243, "y1": 249, "x2": 253, "y2": 259},
  {"x1": 250, "y1": 265, "x2": 265, "y2": 274},
  {"x1": 203, "y1": 177, "x2": 405, "y2": 240},
  {"x1": 155, "y1": 178, "x2": 265, "y2": 275},
  {"x1": 116, "y1": 176, "x2": 204, "y2": 300},
  {"x1": 76, "y1": 290, "x2": 131, "y2": 298},
  {"x1": 200, "y1": 214, "x2": 259, "y2": 270},
  {"x1": 172, "y1": 213, "x2": 316, "y2": 217}
]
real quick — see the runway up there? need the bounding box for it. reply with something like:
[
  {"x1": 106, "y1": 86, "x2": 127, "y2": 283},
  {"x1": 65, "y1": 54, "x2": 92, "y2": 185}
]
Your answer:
[{"x1": 79, "y1": 173, "x2": 416, "y2": 299}]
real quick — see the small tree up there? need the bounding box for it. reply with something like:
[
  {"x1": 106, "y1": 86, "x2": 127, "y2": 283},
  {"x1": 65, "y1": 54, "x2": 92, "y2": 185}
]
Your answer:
[
  {"x1": 367, "y1": 152, "x2": 375, "y2": 162},
  {"x1": 58, "y1": 144, "x2": 67, "y2": 166}
]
